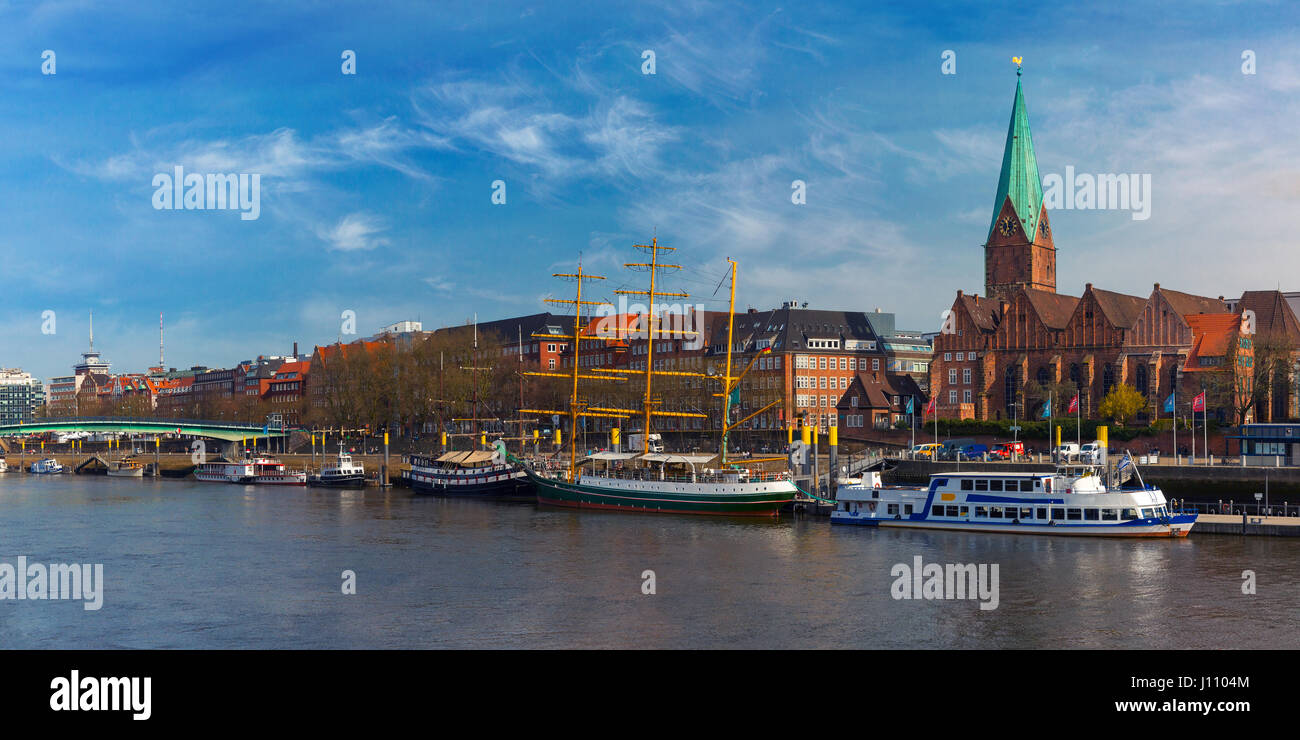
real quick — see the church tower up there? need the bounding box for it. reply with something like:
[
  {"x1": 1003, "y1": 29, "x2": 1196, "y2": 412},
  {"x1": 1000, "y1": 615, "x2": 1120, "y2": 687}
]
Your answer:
[{"x1": 984, "y1": 69, "x2": 1056, "y2": 301}]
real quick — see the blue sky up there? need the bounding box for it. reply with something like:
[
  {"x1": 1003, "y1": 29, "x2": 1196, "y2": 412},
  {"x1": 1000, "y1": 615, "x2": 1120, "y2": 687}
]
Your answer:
[{"x1": 3, "y1": 1, "x2": 1300, "y2": 380}]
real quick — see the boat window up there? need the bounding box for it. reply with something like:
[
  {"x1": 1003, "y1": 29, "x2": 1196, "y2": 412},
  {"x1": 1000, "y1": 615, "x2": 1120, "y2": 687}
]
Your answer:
[
  {"x1": 1101, "y1": 509, "x2": 1118, "y2": 521},
  {"x1": 903, "y1": 505, "x2": 913, "y2": 515},
  {"x1": 989, "y1": 506, "x2": 1004, "y2": 519},
  {"x1": 946, "y1": 505, "x2": 960, "y2": 517},
  {"x1": 974, "y1": 506, "x2": 988, "y2": 517},
  {"x1": 931, "y1": 505, "x2": 944, "y2": 517},
  {"x1": 887, "y1": 504, "x2": 899, "y2": 515},
  {"x1": 989, "y1": 480, "x2": 1003, "y2": 492},
  {"x1": 1020, "y1": 507, "x2": 1034, "y2": 520},
  {"x1": 1034, "y1": 479, "x2": 1042, "y2": 489},
  {"x1": 975, "y1": 479, "x2": 988, "y2": 491},
  {"x1": 1140, "y1": 508, "x2": 1156, "y2": 519},
  {"x1": 1005, "y1": 480, "x2": 1020, "y2": 491},
  {"x1": 1036, "y1": 507, "x2": 1048, "y2": 520},
  {"x1": 959, "y1": 506, "x2": 969, "y2": 516},
  {"x1": 1052, "y1": 507, "x2": 1065, "y2": 520},
  {"x1": 961, "y1": 479, "x2": 973, "y2": 490},
  {"x1": 1121, "y1": 508, "x2": 1139, "y2": 520},
  {"x1": 1019, "y1": 480, "x2": 1034, "y2": 492},
  {"x1": 1084, "y1": 509, "x2": 1100, "y2": 521},
  {"x1": 1067, "y1": 508, "x2": 1082, "y2": 521}
]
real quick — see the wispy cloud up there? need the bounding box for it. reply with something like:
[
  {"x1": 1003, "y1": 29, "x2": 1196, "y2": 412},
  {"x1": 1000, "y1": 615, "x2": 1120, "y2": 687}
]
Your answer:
[{"x1": 317, "y1": 212, "x2": 390, "y2": 251}]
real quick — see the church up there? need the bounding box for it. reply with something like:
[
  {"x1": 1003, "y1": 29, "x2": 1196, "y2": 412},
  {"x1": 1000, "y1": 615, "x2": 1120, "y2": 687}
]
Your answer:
[{"x1": 929, "y1": 71, "x2": 1289, "y2": 424}]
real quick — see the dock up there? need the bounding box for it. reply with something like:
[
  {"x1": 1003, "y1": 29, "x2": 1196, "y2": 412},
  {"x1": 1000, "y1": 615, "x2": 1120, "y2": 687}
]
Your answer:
[{"x1": 1191, "y1": 514, "x2": 1300, "y2": 537}]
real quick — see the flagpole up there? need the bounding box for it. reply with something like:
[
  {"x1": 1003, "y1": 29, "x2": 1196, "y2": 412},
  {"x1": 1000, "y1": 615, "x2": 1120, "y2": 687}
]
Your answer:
[
  {"x1": 1172, "y1": 387, "x2": 1177, "y2": 466},
  {"x1": 1191, "y1": 397, "x2": 1195, "y2": 465},
  {"x1": 1202, "y1": 387, "x2": 1208, "y2": 465}
]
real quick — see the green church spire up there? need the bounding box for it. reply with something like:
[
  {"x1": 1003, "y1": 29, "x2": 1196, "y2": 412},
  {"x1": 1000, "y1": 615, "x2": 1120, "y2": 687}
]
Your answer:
[{"x1": 988, "y1": 73, "x2": 1043, "y2": 242}]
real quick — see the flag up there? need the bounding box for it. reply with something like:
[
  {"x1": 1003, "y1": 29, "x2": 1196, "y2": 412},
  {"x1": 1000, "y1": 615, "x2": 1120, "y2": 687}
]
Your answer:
[
  {"x1": 924, "y1": 396, "x2": 936, "y2": 416},
  {"x1": 1163, "y1": 393, "x2": 1175, "y2": 413},
  {"x1": 1117, "y1": 451, "x2": 1132, "y2": 472},
  {"x1": 905, "y1": 397, "x2": 914, "y2": 415},
  {"x1": 759, "y1": 346, "x2": 772, "y2": 354},
  {"x1": 1067, "y1": 394, "x2": 1079, "y2": 414},
  {"x1": 728, "y1": 387, "x2": 740, "y2": 406},
  {"x1": 1192, "y1": 391, "x2": 1206, "y2": 413},
  {"x1": 1040, "y1": 399, "x2": 1051, "y2": 418}
]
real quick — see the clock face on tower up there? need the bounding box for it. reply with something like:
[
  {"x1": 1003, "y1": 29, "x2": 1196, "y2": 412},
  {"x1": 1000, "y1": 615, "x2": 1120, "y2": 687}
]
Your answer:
[
  {"x1": 998, "y1": 216, "x2": 1018, "y2": 236},
  {"x1": 1040, "y1": 220, "x2": 1050, "y2": 237}
]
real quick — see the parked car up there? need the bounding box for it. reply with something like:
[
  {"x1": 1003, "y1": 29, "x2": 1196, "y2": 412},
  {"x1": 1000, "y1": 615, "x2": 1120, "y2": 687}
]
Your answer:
[
  {"x1": 956, "y1": 444, "x2": 989, "y2": 460},
  {"x1": 909, "y1": 443, "x2": 944, "y2": 458},
  {"x1": 989, "y1": 441, "x2": 1025, "y2": 460}
]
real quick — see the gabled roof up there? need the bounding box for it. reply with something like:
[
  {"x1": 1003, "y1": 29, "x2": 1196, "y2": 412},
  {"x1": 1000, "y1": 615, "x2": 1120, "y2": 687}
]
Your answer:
[
  {"x1": 1183, "y1": 314, "x2": 1243, "y2": 371},
  {"x1": 957, "y1": 293, "x2": 1000, "y2": 332},
  {"x1": 1159, "y1": 288, "x2": 1226, "y2": 318},
  {"x1": 1237, "y1": 290, "x2": 1300, "y2": 345},
  {"x1": 988, "y1": 76, "x2": 1043, "y2": 241},
  {"x1": 1089, "y1": 287, "x2": 1147, "y2": 329},
  {"x1": 1022, "y1": 289, "x2": 1078, "y2": 330},
  {"x1": 838, "y1": 371, "x2": 925, "y2": 410}
]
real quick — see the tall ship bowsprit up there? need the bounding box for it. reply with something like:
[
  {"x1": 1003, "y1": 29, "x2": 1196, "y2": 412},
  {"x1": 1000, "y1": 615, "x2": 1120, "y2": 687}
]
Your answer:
[{"x1": 517, "y1": 238, "x2": 798, "y2": 516}]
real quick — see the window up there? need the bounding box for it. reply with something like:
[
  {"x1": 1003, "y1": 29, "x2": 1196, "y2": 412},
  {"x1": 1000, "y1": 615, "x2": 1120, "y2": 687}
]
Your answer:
[
  {"x1": 849, "y1": 358, "x2": 857, "y2": 371},
  {"x1": 1121, "y1": 508, "x2": 1139, "y2": 520},
  {"x1": 963, "y1": 390, "x2": 972, "y2": 403},
  {"x1": 819, "y1": 357, "x2": 827, "y2": 370},
  {"x1": 989, "y1": 507, "x2": 1004, "y2": 519},
  {"x1": 872, "y1": 359, "x2": 880, "y2": 371},
  {"x1": 840, "y1": 377, "x2": 848, "y2": 389},
  {"x1": 962, "y1": 368, "x2": 971, "y2": 384},
  {"x1": 1051, "y1": 507, "x2": 1065, "y2": 520},
  {"x1": 1067, "y1": 508, "x2": 1082, "y2": 521},
  {"x1": 948, "y1": 390, "x2": 957, "y2": 403},
  {"x1": 547, "y1": 343, "x2": 556, "y2": 353},
  {"x1": 946, "y1": 506, "x2": 959, "y2": 517},
  {"x1": 1101, "y1": 509, "x2": 1119, "y2": 521},
  {"x1": 1019, "y1": 480, "x2": 1033, "y2": 492},
  {"x1": 1036, "y1": 508, "x2": 1048, "y2": 520},
  {"x1": 1084, "y1": 509, "x2": 1100, "y2": 521},
  {"x1": 975, "y1": 479, "x2": 988, "y2": 491},
  {"x1": 961, "y1": 479, "x2": 973, "y2": 490},
  {"x1": 548, "y1": 359, "x2": 556, "y2": 369},
  {"x1": 989, "y1": 480, "x2": 1003, "y2": 491},
  {"x1": 974, "y1": 506, "x2": 988, "y2": 518},
  {"x1": 956, "y1": 352, "x2": 964, "y2": 361},
  {"x1": 931, "y1": 506, "x2": 944, "y2": 517},
  {"x1": 944, "y1": 353, "x2": 952, "y2": 361},
  {"x1": 949, "y1": 369, "x2": 958, "y2": 384},
  {"x1": 840, "y1": 358, "x2": 847, "y2": 370}
]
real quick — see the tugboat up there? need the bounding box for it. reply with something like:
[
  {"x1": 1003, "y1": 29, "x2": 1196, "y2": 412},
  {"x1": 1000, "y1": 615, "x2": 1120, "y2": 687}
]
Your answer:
[
  {"x1": 29, "y1": 458, "x2": 65, "y2": 474},
  {"x1": 831, "y1": 453, "x2": 1196, "y2": 537},
  {"x1": 309, "y1": 445, "x2": 366, "y2": 488},
  {"x1": 519, "y1": 242, "x2": 796, "y2": 517}
]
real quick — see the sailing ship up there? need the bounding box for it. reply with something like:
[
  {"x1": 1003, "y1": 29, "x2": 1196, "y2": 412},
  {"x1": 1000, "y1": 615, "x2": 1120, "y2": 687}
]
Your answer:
[
  {"x1": 518, "y1": 239, "x2": 797, "y2": 516},
  {"x1": 831, "y1": 454, "x2": 1196, "y2": 537}
]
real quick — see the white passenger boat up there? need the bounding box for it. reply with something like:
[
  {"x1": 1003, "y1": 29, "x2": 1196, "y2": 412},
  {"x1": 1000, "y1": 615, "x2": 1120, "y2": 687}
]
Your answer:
[
  {"x1": 832, "y1": 455, "x2": 1195, "y2": 537},
  {"x1": 195, "y1": 453, "x2": 307, "y2": 485},
  {"x1": 29, "y1": 458, "x2": 65, "y2": 474},
  {"x1": 309, "y1": 445, "x2": 366, "y2": 488}
]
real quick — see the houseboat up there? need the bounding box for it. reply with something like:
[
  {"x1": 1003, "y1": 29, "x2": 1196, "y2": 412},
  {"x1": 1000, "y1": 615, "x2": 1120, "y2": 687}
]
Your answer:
[
  {"x1": 831, "y1": 460, "x2": 1195, "y2": 537},
  {"x1": 407, "y1": 447, "x2": 532, "y2": 500}
]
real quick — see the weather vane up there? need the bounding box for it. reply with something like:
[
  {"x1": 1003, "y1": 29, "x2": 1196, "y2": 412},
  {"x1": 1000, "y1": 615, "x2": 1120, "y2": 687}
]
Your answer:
[{"x1": 1013, "y1": 56, "x2": 1023, "y2": 76}]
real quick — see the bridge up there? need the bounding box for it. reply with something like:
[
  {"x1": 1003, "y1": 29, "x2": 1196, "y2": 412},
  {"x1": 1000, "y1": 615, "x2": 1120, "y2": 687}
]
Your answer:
[{"x1": 0, "y1": 417, "x2": 292, "y2": 443}]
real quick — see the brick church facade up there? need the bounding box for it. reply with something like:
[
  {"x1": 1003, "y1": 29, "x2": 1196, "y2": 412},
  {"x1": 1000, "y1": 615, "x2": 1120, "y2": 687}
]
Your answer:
[{"x1": 930, "y1": 73, "x2": 1276, "y2": 423}]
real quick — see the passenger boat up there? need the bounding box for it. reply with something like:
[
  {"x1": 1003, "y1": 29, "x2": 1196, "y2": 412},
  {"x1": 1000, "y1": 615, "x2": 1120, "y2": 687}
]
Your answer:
[
  {"x1": 309, "y1": 446, "x2": 366, "y2": 488},
  {"x1": 406, "y1": 448, "x2": 532, "y2": 500},
  {"x1": 29, "y1": 458, "x2": 65, "y2": 474},
  {"x1": 520, "y1": 242, "x2": 796, "y2": 517},
  {"x1": 195, "y1": 453, "x2": 307, "y2": 485},
  {"x1": 107, "y1": 458, "x2": 146, "y2": 477},
  {"x1": 831, "y1": 456, "x2": 1196, "y2": 537},
  {"x1": 0, "y1": 457, "x2": 8, "y2": 473}
]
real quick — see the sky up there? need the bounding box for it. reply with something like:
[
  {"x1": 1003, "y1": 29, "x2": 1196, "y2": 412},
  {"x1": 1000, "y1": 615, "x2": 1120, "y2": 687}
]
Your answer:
[{"x1": 2, "y1": 0, "x2": 1299, "y2": 380}]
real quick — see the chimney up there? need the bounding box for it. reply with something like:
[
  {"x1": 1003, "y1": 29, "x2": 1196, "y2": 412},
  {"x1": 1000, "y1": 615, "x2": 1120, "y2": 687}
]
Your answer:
[
  {"x1": 957, "y1": 289, "x2": 963, "y2": 298},
  {"x1": 293, "y1": 341, "x2": 298, "y2": 358},
  {"x1": 1085, "y1": 282, "x2": 1093, "y2": 291},
  {"x1": 1154, "y1": 283, "x2": 1160, "y2": 291}
]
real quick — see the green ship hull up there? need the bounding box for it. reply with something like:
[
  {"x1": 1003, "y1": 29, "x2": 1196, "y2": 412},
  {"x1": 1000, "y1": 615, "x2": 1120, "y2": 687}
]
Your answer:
[{"x1": 527, "y1": 470, "x2": 795, "y2": 517}]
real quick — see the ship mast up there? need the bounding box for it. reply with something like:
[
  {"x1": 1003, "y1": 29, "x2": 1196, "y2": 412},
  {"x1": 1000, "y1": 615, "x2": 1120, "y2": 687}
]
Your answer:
[{"x1": 520, "y1": 262, "x2": 630, "y2": 481}]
